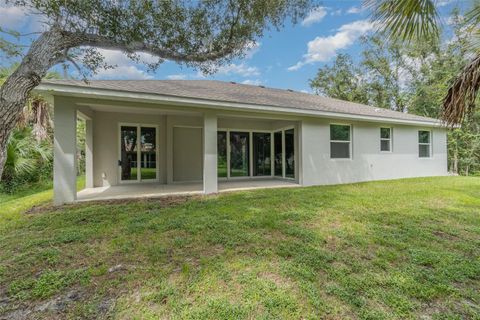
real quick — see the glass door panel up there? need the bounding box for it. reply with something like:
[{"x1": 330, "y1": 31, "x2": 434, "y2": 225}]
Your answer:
[
  {"x1": 285, "y1": 129, "x2": 295, "y2": 178},
  {"x1": 217, "y1": 131, "x2": 227, "y2": 177},
  {"x1": 120, "y1": 126, "x2": 138, "y2": 181},
  {"x1": 274, "y1": 131, "x2": 283, "y2": 177},
  {"x1": 140, "y1": 127, "x2": 157, "y2": 180},
  {"x1": 253, "y1": 132, "x2": 271, "y2": 176},
  {"x1": 230, "y1": 132, "x2": 250, "y2": 177}
]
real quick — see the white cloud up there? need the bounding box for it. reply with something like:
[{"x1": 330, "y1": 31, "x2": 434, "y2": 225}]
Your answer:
[
  {"x1": 0, "y1": 4, "x2": 27, "y2": 29},
  {"x1": 446, "y1": 15, "x2": 463, "y2": 25},
  {"x1": 0, "y1": 1, "x2": 47, "y2": 31},
  {"x1": 84, "y1": 49, "x2": 159, "y2": 80},
  {"x1": 241, "y1": 79, "x2": 262, "y2": 85},
  {"x1": 95, "y1": 49, "x2": 158, "y2": 66},
  {"x1": 166, "y1": 74, "x2": 187, "y2": 80},
  {"x1": 346, "y1": 6, "x2": 362, "y2": 14},
  {"x1": 437, "y1": 0, "x2": 454, "y2": 7},
  {"x1": 93, "y1": 65, "x2": 153, "y2": 80},
  {"x1": 288, "y1": 20, "x2": 374, "y2": 71},
  {"x1": 244, "y1": 41, "x2": 261, "y2": 59},
  {"x1": 301, "y1": 7, "x2": 327, "y2": 26},
  {"x1": 216, "y1": 63, "x2": 260, "y2": 77},
  {"x1": 331, "y1": 9, "x2": 342, "y2": 16}
]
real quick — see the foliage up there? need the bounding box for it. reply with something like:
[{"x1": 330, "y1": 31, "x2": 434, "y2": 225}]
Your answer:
[
  {"x1": 0, "y1": 0, "x2": 313, "y2": 180},
  {"x1": 0, "y1": 177, "x2": 479, "y2": 318},
  {"x1": 0, "y1": 65, "x2": 62, "y2": 190},
  {"x1": 1, "y1": 127, "x2": 52, "y2": 192},
  {"x1": 76, "y1": 118, "x2": 86, "y2": 176},
  {"x1": 366, "y1": 0, "x2": 440, "y2": 43},
  {"x1": 448, "y1": 113, "x2": 480, "y2": 175},
  {"x1": 2, "y1": 0, "x2": 312, "y2": 75},
  {"x1": 310, "y1": 12, "x2": 480, "y2": 175},
  {"x1": 366, "y1": 0, "x2": 480, "y2": 125},
  {"x1": 1, "y1": 65, "x2": 60, "y2": 141},
  {"x1": 310, "y1": 54, "x2": 369, "y2": 104}
]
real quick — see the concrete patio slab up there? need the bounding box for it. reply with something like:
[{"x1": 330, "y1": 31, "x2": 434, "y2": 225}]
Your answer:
[{"x1": 76, "y1": 179, "x2": 298, "y2": 202}]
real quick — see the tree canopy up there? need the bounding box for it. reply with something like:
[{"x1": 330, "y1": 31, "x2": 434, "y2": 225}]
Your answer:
[{"x1": 0, "y1": 0, "x2": 313, "y2": 178}]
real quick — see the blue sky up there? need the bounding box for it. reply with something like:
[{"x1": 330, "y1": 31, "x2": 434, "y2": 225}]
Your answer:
[{"x1": 0, "y1": 0, "x2": 464, "y2": 93}]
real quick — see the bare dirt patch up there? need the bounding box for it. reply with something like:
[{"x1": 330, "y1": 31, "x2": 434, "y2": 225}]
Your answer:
[{"x1": 25, "y1": 194, "x2": 201, "y2": 215}]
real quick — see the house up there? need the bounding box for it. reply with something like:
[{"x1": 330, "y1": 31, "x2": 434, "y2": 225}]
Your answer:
[{"x1": 35, "y1": 80, "x2": 447, "y2": 204}]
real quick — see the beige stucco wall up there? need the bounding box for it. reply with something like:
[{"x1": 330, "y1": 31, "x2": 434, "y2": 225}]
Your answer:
[
  {"x1": 87, "y1": 103, "x2": 447, "y2": 188},
  {"x1": 173, "y1": 127, "x2": 203, "y2": 182},
  {"x1": 92, "y1": 111, "x2": 166, "y2": 187},
  {"x1": 299, "y1": 117, "x2": 448, "y2": 186}
]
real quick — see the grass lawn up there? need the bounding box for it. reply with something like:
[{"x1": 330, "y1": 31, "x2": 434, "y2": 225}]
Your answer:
[
  {"x1": 0, "y1": 177, "x2": 85, "y2": 224},
  {"x1": 0, "y1": 177, "x2": 479, "y2": 319}
]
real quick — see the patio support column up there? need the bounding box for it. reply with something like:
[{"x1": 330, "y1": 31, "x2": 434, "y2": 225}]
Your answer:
[
  {"x1": 53, "y1": 97, "x2": 77, "y2": 205},
  {"x1": 85, "y1": 118, "x2": 93, "y2": 188},
  {"x1": 203, "y1": 112, "x2": 218, "y2": 194}
]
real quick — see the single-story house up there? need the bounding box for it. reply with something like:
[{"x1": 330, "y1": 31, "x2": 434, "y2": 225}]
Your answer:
[{"x1": 35, "y1": 80, "x2": 447, "y2": 204}]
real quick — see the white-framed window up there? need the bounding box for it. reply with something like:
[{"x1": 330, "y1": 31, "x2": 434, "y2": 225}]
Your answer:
[
  {"x1": 330, "y1": 124, "x2": 351, "y2": 159},
  {"x1": 418, "y1": 130, "x2": 432, "y2": 158},
  {"x1": 380, "y1": 127, "x2": 392, "y2": 152}
]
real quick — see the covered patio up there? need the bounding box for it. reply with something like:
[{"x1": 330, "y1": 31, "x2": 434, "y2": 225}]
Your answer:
[
  {"x1": 77, "y1": 179, "x2": 299, "y2": 202},
  {"x1": 38, "y1": 80, "x2": 302, "y2": 204}
]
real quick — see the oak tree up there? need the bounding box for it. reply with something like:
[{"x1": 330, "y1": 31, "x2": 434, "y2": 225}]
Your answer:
[{"x1": 0, "y1": 0, "x2": 312, "y2": 179}]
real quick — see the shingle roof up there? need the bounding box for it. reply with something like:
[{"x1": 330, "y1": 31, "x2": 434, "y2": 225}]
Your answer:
[{"x1": 40, "y1": 79, "x2": 438, "y2": 124}]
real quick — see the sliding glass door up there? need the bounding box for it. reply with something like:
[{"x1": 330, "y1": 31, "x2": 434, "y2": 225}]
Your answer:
[
  {"x1": 274, "y1": 131, "x2": 283, "y2": 177},
  {"x1": 119, "y1": 125, "x2": 158, "y2": 182},
  {"x1": 253, "y1": 132, "x2": 271, "y2": 176},
  {"x1": 285, "y1": 129, "x2": 295, "y2": 178},
  {"x1": 230, "y1": 132, "x2": 250, "y2": 177},
  {"x1": 217, "y1": 131, "x2": 227, "y2": 178},
  {"x1": 120, "y1": 126, "x2": 138, "y2": 181},
  {"x1": 273, "y1": 129, "x2": 295, "y2": 179},
  {"x1": 140, "y1": 127, "x2": 157, "y2": 180},
  {"x1": 217, "y1": 128, "x2": 294, "y2": 180}
]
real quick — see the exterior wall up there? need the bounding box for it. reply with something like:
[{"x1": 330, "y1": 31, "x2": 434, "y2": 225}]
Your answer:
[
  {"x1": 92, "y1": 112, "x2": 166, "y2": 187},
  {"x1": 172, "y1": 127, "x2": 203, "y2": 182},
  {"x1": 166, "y1": 115, "x2": 203, "y2": 184},
  {"x1": 91, "y1": 107, "x2": 447, "y2": 188},
  {"x1": 300, "y1": 118, "x2": 448, "y2": 186}
]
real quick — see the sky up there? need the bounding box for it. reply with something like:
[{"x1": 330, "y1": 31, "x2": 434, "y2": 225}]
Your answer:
[{"x1": 0, "y1": 0, "x2": 465, "y2": 93}]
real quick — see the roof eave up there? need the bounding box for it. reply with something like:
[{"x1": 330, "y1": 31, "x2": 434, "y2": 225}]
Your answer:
[{"x1": 34, "y1": 83, "x2": 443, "y2": 127}]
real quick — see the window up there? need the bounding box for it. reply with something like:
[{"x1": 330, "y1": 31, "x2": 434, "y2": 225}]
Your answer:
[
  {"x1": 285, "y1": 129, "x2": 295, "y2": 178},
  {"x1": 229, "y1": 131, "x2": 250, "y2": 177},
  {"x1": 253, "y1": 132, "x2": 271, "y2": 176},
  {"x1": 330, "y1": 124, "x2": 351, "y2": 159},
  {"x1": 217, "y1": 131, "x2": 227, "y2": 177},
  {"x1": 380, "y1": 127, "x2": 392, "y2": 152},
  {"x1": 274, "y1": 131, "x2": 283, "y2": 176},
  {"x1": 418, "y1": 130, "x2": 431, "y2": 158}
]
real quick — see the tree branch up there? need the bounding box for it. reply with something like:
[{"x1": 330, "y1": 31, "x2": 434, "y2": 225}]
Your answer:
[{"x1": 68, "y1": 32, "x2": 244, "y2": 64}]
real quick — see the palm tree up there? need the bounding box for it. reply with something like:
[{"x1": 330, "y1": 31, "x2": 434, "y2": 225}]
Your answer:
[
  {"x1": 0, "y1": 65, "x2": 60, "y2": 141},
  {"x1": 2, "y1": 127, "x2": 52, "y2": 186},
  {"x1": 366, "y1": 0, "x2": 480, "y2": 126}
]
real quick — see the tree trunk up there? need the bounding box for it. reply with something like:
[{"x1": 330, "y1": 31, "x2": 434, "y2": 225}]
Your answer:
[{"x1": 0, "y1": 28, "x2": 75, "y2": 180}]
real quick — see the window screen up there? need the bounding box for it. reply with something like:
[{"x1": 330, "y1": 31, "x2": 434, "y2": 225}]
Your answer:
[
  {"x1": 330, "y1": 124, "x2": 351, "y2": 158},
  {"x1": 380, "y1": 127, "x2": 391, "y2": 152},
  {"x1": 418, "y1": 130, "x2": 431, "y2": 158}
]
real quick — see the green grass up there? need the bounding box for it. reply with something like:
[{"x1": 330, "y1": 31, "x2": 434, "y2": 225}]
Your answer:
[
  {"x1": 0, "y1": 176, "x2": 85, "y2": 223},
  {"x1": 124, "y1": 168, "x2": 157, "y2": 180},
  {"x1": 1, "y1": 177, "x2": 480, "y2": 319}
]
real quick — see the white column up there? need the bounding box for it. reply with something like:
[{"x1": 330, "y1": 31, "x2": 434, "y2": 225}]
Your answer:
[
  {"x1": 203, "y1": 112, "x2": 218, "y2": 194},
  {"x1": 53, "y1": 97, "x2": 77, "y2": 205},
  {"x1": 85, "y1": 119, "x2": 93, "y2": 188}
]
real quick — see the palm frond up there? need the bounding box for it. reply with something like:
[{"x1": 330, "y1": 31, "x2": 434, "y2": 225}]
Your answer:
[
  {"x1": 463, "y1": 3, "x2": 480, "y2": 53},
  {"x1": 365, "y1": 0, "x2": 440, "y2": 43},
  {"x1": 443, "y1": 55, "x2": 480, "y2": 126}
]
